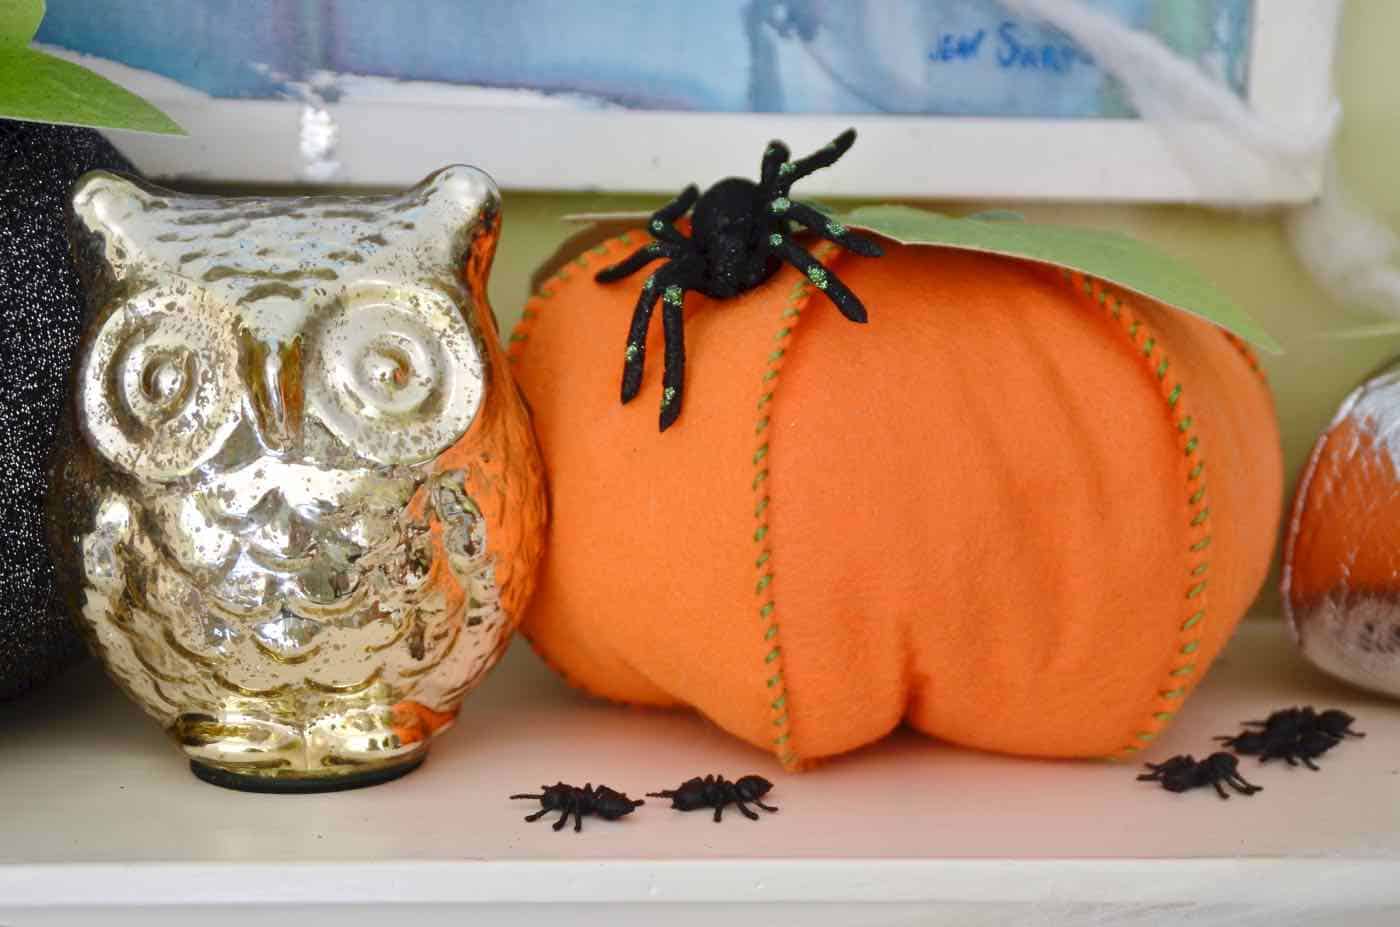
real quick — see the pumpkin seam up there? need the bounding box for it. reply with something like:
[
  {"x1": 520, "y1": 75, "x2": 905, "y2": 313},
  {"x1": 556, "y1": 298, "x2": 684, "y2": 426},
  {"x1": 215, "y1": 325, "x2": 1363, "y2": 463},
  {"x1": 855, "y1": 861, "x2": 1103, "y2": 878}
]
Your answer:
[
  {"x1": 1060, "y1": 270, "x2": 1214, "y2": 757},
  {"x1": 751, "y1": 242, "x2": 839, "y2": 771}
]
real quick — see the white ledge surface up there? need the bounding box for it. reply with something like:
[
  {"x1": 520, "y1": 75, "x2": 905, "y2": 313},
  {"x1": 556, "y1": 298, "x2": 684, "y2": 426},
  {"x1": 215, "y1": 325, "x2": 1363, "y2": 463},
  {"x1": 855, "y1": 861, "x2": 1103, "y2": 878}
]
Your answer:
[{"x1": 3, "y1": 619, "x2": 1400, "y2": 922}]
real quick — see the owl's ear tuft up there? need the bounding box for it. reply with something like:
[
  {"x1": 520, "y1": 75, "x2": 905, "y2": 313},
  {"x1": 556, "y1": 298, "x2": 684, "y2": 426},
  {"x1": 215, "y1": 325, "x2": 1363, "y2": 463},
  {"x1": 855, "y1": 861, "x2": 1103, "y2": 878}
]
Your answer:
[
  {"x1": 70, "y1": 171, "x2": 155, "y2": 239},
  {"x1": 418, "y1": 164, "x2": 500, "y2": 211},
  {"x1": 414, "y1": 165, "x2": 502, "y2": 279},
  {"x1": 69, "y1": 171, "x2": 164, "y2": 278}
]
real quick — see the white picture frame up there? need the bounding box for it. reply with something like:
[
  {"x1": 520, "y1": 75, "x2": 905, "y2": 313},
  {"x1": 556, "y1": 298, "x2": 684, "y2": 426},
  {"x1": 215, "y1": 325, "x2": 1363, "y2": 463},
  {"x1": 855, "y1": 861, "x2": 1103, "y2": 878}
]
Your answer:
[{"x1": 70, "y1": 0, "x2": 1340, "y2": 203}]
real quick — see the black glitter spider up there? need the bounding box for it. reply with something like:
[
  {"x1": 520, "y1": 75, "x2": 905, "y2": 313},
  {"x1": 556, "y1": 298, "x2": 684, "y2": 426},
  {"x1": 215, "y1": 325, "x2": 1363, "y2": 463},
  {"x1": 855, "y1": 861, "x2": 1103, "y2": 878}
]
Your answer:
[
  {"x1": 1216, "y1": 706, "x2": 1365, "y2": 770},
  {"x1": 648, "y1": 773, "x2": 779, "y2": 822},
  {"x1": 510, "y1": 782, "x2": 644, "y2": 832},
  {"x1": 595, "y1": 128, "x2": 882, "y2": 430},
  {"x1": 1137, "y1": 753, "x2": 1262, "y2": 799}
]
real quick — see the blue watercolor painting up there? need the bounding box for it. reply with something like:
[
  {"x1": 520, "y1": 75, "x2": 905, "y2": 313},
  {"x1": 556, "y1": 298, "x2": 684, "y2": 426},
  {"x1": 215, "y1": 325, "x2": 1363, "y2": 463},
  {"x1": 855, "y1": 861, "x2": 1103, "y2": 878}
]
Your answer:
[{"x1": 36, "y1": 0, "x2": 1253, "y2": 118}]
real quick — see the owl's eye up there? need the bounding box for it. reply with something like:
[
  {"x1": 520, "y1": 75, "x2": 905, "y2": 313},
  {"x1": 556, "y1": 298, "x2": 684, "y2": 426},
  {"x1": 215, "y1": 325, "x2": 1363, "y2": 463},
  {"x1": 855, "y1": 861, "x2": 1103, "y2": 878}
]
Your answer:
[
  {"x1": 306, "y1": 285, "x2": 484, "y2": 465},
  {"x1": 79, "y1": 297, "x2": 242, "y2": 481}
]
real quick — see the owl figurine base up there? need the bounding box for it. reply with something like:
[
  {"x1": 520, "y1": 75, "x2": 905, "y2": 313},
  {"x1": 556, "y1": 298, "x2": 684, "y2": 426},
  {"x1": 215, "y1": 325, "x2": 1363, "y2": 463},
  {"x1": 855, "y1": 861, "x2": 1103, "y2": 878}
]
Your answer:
[{"x1": 48, "y1": 167, "x2": 547, "y2": 791}]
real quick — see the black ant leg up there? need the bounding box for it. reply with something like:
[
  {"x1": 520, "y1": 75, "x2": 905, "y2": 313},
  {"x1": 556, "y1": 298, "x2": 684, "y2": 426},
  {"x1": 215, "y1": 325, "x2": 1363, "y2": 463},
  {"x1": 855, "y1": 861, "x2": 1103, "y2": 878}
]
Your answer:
[
  {"x1": 509, "y1": 793, "x2": 542, "y2": 800},
  {"x1": 523, "y1": 808, "x2": 550, "y2": 823},
  {"x1": 574, "y1": 811, "x2": 584, "y2": 833},
  {"x1": 646, "y1": 790, "x2": 675, "y2": 799},
  {"x1": 553, "y1": 808, "x2": 573, "y2": 831},
  {"x1": 1303, "y1": 757, "x2": 1320, "y2": 771},
  {"x1": 752, "y1": 799, "x2": 778, "y2": 813},
  {"x1": 596, "y1": 241, "x2": 688, "y2": 282},
  {"x1": 714, "y1": 804, "x2": 725, "y2": 823},
  {"x1": 779, "y1": 200, "x2": 883, "y2": 257},
  {"x1": 1212, "y1": 781, "x2": 1230, "y2": 800},
  {"x1": 735, "y1": 799, "x2": 760, "y2": 821},
  {"x1": 772, "y1": 236, "x2": 868, "y2": 323},
  {"x1": 1228, "y1": 774, "x2": 1261, "y2": 795},
  {"x1": 777, "y1": 129, "x2": 857, "y2": 193}
]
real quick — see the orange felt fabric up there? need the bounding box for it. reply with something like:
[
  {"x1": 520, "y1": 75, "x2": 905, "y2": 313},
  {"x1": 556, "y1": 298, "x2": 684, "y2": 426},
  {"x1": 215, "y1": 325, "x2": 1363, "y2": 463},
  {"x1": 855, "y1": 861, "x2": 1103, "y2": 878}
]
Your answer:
[{"x1": 510, "y1": 234, "x2": 1282, "y2": 768}]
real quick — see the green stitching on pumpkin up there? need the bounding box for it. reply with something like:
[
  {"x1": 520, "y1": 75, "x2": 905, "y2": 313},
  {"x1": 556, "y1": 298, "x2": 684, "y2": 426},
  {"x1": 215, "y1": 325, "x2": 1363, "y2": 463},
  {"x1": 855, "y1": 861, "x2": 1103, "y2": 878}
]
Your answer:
[
  {"x1": 747, "y1": 243, "x2": 839, "y2": 772},
  {"x1": 1063, "y1": 271, "x2": 1216, "y2": 761}
]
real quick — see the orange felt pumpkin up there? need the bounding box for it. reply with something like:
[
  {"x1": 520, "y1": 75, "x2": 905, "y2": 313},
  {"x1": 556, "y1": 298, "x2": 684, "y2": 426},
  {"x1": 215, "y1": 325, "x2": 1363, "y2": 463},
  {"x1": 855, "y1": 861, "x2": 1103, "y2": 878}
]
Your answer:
[{"x1": 509, "y1": 231, "x2": 1282, "y2": 769}]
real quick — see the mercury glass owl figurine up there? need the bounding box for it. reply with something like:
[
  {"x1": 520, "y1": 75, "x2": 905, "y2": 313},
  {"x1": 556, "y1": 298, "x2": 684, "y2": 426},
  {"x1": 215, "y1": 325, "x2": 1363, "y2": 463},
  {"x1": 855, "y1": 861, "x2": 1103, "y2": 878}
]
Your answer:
[{"x1": 47, "y1": 166, "x2": 547, "y2": 792}]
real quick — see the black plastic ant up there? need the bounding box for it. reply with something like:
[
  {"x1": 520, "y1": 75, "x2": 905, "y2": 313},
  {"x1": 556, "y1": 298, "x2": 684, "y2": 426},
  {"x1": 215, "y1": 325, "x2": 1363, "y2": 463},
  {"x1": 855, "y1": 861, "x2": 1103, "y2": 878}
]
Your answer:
[
  {"x1": 510, "y1": 782, "x2": 644, "y2": 832},
  {"x1": 1138, "y1": 753, "x2": 1262, "y2": 799},
  {"x1": 595, "y1": 129, "x2": 882, "y2": 430},
  {"x1": 648, "y1": 774, "x2": 779, "y2": 822},
  {"x1": 1217, "y1": 706, "x2": 1364, "y2": 770}
]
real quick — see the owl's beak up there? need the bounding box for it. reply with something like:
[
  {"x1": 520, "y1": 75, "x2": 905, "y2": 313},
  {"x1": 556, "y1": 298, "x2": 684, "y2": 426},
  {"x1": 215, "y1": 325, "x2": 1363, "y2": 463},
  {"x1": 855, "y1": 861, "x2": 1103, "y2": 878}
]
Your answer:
[{"x1": 243, "y1": 334, "x2": 305, "y2": 454}]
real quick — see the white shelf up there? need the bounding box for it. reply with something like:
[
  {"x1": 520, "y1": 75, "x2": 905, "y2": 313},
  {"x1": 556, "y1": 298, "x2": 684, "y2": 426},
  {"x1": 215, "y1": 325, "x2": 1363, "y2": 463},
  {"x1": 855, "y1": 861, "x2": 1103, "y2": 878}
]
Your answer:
[{"x1": 4, "y1": 619, "x2": 1400, "y2": 925}]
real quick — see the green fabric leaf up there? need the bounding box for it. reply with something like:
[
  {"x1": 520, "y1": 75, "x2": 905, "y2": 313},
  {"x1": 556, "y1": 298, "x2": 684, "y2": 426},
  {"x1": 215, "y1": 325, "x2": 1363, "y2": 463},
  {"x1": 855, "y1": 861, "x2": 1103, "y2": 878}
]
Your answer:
[
  {"x1": 841, "y1": 204, "x2": 1280, "y2": 354},
  {"x1": 0, "y1": 0, "x2": 42, "y2": 49},
  {"x1": 0, "y1": 48, "x2": 184, "y2": 134}
]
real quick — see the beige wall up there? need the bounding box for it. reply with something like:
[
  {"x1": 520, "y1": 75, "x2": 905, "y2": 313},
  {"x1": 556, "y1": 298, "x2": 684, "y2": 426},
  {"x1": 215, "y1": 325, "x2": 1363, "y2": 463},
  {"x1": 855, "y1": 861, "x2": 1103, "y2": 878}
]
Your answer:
[{"x1": 485, "y1": 3, "x2": 1399, "y2": 613}]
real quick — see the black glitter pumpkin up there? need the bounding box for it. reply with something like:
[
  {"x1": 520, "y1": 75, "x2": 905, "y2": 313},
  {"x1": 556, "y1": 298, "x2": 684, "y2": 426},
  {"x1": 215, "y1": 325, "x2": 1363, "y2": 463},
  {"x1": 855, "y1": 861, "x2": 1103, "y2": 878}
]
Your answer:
[{"x1": 0, "y1": 119, "x2": 137, "y2": 700}]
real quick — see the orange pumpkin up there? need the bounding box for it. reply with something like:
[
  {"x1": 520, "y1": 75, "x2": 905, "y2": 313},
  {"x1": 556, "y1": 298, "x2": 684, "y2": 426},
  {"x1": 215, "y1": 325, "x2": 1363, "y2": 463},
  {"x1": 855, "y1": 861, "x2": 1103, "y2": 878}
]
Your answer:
[{"x1": 510, "y1": 230, "x2": 1282, "y2": 769}]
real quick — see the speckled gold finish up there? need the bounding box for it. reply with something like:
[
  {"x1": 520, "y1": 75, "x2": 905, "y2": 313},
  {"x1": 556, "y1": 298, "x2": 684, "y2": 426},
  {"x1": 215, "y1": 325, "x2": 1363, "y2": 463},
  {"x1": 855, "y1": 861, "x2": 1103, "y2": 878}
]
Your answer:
[{"x1": 48, "y1": 167, "x2": 547, "y2": 789}]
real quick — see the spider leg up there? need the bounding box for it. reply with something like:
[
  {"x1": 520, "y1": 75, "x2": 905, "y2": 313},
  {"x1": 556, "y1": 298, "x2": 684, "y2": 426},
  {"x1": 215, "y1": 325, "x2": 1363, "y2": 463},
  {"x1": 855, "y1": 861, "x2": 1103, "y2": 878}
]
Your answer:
[
  {"x1": 574, "y1": 812, "x2": 584, "y2": 833},
  {"x1": 759, "y1": 140, "x2": 791, "y2": 193},
  {"x1": 735, "y1": 799, "x2": 760, "y2": 821},
  {"x1": 658, "y1": 279, "x2": 689, "y2": 431},
  {"x1": 596, "y1": 241, "x2": 688, "y2": 282},
  {"x1": 625, "y1": 184, "x2": 700, "y2": 250},
  {"x1": 553, "y1": 808, "x2": 572, "y2": 831},
  {"x1": 619, "y1": 265, "x2": 680, "y2": 404},
  {"x1": 714, "y1": 804, "x2": 725, "y2": 823},
  {"x1": 1304, "y1": 756, "x2": 1320, "y2": 771},
  {"x1": 773, "y1": 236, "x2": 868, "y2": 323},
  {"x1": 778, "y1": 200, "x2": 883, "y2": 257},
  {"x1": 777, "y1": 128, "x2": 857, "y2": 192},
  {"x1": 753, "y1": 799, "x2": 779, "y2": 813},
  {"x1": 524, "y1": 809, "x2": 549, "y2": 823},
  {"x1": 1213, "y1": 781, "x2": 1230, "y2": 800}
]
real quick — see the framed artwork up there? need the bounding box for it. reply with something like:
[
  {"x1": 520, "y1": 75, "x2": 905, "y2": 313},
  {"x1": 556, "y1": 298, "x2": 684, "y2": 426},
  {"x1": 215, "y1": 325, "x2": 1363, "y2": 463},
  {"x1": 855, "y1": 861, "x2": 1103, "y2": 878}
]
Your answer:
[{"x1": 37, "y1": 0, "x2": 1340, "y2": 201}]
